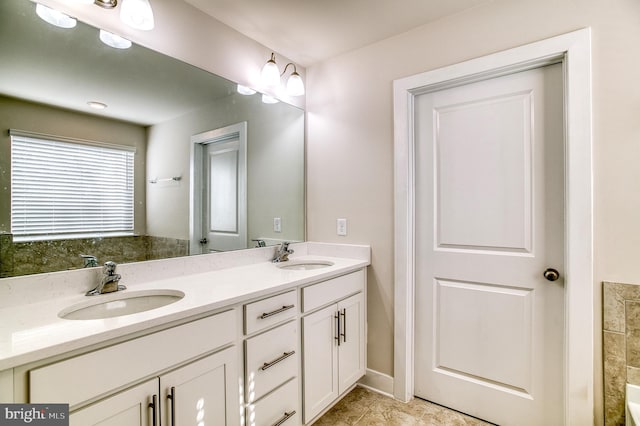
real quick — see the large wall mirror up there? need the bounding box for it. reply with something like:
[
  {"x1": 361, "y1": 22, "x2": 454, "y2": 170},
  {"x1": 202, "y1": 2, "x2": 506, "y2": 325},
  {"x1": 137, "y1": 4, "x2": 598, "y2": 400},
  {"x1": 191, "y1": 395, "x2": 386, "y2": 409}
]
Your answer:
[{"x1": 0, "y1": 0, "x2": 305, "y2": 278}]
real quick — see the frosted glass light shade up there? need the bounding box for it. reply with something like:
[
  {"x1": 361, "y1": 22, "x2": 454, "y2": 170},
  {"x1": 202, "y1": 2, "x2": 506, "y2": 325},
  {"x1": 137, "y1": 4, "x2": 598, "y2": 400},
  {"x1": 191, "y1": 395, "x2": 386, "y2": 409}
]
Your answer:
[
  {"x1": 120, "y1": 0, "x2": 155, "y2": 31},
  {"x1": 237, "y1": 85, "x2": 256, "y2": 95},
  {"x1": 261, "y1": 94, "x2": 279, "y2": 104},
  {"x1": 36, "y1": 4, "x2": 77, "y2": 29},
  {"x1": 261, "y1": 59, "x2": 280, "y2": 87},
  {"x1": 99, "y1": 30, "x2": 132, "y2": 49},
  {"x1": 286, "y1": 72, "x2": 305, "y2": 96}
]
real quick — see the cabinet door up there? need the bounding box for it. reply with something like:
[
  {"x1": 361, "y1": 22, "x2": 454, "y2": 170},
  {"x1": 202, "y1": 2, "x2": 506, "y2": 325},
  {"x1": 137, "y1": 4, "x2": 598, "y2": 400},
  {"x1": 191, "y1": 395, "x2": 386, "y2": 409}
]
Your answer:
[
  {"x1": 69, "y1": 379, "x2": 158, "y2": 426},
  {"x1": 338, "y1": 292, "x2": 366, "y2": 394},
  {"x1": 160, "y1": 347, "x2": 239, "y2": 426},
  {"x1": 302, "y1": 304, "x2": 339, "y2": 423}
]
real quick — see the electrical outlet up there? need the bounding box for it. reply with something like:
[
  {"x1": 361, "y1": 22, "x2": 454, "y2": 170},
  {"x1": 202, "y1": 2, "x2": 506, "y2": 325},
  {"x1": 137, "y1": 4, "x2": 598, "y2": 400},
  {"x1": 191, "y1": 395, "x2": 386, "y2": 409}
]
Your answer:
[
  {"x1": 274, "y1": 217, "x2": 282, "y2": 233},
  {"x1": 337, "y1": 218, "x2": 347, "y2": 236}
]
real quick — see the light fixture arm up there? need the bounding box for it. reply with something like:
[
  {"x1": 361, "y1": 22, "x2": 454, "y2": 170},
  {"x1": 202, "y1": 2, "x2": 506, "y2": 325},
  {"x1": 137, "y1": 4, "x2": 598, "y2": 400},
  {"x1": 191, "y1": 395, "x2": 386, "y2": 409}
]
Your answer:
[{"x1": 280, "y1": 62, "x2": 298, "y2": 77}]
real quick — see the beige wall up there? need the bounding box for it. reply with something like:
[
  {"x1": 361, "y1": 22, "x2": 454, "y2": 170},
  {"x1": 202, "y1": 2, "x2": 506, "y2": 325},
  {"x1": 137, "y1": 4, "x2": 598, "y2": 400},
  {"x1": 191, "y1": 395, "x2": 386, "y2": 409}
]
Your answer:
[
  {"x1": 146, "y1": 93, "x2": 304, "y2": 243},
  {"x1": 306, "y1": 0, "x2": 640, "y2": 422},
  {"x1": 0, "y1": 95, "x2": 147, "y2": 235}
]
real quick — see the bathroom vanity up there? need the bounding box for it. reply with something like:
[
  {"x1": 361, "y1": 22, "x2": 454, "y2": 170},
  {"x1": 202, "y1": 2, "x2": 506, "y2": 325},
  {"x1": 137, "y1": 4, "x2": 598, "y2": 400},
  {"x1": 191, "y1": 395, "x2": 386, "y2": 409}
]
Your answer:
[{"x1": 0, "y1": 242, "x2": 370, "y2": 426}]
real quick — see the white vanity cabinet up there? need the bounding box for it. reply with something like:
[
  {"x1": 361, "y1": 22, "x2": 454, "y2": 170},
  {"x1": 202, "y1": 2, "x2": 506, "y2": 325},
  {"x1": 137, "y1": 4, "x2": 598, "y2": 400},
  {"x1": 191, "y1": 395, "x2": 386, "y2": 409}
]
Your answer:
[
  {"x1": 301, "y1": 270, "x2": 366, "y2": 423},
  {"x1": 70, "y1": 348, "x2": 238, "y2": 426},
  {"x1": 29, "y1": 310, "x2": 240, "y2": 426},
  {"x1": 4, "y1": 252, "x2": 370, "y2": 426},
  {"x1": 69, "y1": 379, "x2": 158, "y2": 426},
  {"x1": 243, "y1": 290, "x2": 300, "y2": 426}
]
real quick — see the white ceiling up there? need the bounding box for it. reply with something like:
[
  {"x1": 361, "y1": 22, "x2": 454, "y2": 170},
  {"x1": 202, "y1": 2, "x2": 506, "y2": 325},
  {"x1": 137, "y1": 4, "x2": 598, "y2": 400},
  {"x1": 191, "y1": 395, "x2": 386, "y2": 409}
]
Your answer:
[{"x1": 183, "y1": 0, "x2": 490, "y2": 67}]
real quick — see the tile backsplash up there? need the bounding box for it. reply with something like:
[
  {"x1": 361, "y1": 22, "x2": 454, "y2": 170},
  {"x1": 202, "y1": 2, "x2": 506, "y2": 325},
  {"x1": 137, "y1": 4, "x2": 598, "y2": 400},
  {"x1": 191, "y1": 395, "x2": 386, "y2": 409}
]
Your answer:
[
  {"x1": 0, "y1": 234, "x2": 188, "y2": 277},
  {"x1": 603, "y1": 281, "x2": 640, "y2": 425}
]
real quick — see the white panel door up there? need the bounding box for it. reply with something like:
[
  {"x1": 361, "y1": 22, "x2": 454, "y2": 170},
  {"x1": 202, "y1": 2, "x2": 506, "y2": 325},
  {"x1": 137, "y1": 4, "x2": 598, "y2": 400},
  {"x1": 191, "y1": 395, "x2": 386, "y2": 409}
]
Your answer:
[
  {"x1": 414, "y1": 64, "x2": 565, "y2": 426},
  {"x1": 160, "y1": 348, "x2": 239, "y2": 426},
  {"x1": 191, "y1": 122, "x2": 247, "y2": 254},
  {"x1": 69, "y1": 379, "x2": 157, "y2": 426},
  {"x1": 303, "y1": 304, "x2": 339, "y2": 423},
  {"x1": 337, "y1": 292, "x2": 365, "y2": 394},
  {"x1": 204, "y1": 137, "x2": 247, "y2": 252}
]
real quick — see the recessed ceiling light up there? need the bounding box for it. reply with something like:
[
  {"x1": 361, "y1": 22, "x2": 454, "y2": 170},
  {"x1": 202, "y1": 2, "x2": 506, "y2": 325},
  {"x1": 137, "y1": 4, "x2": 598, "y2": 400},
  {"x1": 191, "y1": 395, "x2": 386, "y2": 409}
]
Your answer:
[{"x1": 87, "y1": 101, "x2": 108, "y2": 110}]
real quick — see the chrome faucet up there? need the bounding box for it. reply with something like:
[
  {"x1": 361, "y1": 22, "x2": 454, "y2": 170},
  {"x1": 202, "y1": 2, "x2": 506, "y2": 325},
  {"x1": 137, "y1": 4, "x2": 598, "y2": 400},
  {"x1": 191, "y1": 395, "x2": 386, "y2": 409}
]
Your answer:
[
  {"x1": 86, "y1": 261, "x2": 126, "y2": 296},
  {"x1": 80, "y1": 254, "x2": 98, "y2": 268},
  {"x1": 272, "y1": 242, "x2": 294, "y2": 263}
]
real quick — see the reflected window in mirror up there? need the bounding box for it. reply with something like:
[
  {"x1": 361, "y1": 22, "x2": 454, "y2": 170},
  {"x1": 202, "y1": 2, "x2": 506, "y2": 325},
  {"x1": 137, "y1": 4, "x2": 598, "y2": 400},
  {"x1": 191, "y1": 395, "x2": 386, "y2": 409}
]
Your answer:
[{"x1": 10, "y1": 131, "x2": 135, "y2": 242}]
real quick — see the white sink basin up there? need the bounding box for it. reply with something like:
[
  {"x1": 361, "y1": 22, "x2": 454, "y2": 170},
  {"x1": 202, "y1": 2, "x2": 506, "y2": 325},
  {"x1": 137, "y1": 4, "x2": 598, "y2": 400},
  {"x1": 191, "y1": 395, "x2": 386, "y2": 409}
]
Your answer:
[
  {"x1": 59, "y1": 289, "x2": 185, "y2": 320},
  {"x1": 276, "y1": 260, "x2": 334, "y2": 270}
]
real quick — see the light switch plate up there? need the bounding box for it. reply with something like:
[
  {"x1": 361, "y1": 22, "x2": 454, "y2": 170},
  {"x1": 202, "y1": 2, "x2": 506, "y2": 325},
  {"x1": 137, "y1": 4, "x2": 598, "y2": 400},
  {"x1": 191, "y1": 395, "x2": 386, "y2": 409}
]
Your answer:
[
  {"x1": 337, "y1": 218, "x2": 347, "y2": 236},
  {"x1": 274, "y1": 217, "x2": 282, "y2": 233}
]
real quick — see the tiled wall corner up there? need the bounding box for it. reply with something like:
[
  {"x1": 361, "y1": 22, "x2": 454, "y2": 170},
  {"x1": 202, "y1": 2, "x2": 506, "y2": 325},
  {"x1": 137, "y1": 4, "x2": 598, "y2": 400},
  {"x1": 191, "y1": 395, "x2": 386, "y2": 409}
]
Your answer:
[
  {"x1": 0, "y1": 233, "x2": 14, "y2": 278},
  {"x1": 603, "y1": 281, "x2": 640, "y2": 426}
]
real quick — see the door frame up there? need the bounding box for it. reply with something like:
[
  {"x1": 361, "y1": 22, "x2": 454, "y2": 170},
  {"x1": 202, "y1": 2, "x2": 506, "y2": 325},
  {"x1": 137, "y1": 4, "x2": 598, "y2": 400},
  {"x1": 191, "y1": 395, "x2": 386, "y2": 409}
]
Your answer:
[
  {"x1": 189, "y1": 122, "x2": 247, "y2": 254},
  {"x1": 393, "y1": 28, "x2": 592, "y2": 424}
]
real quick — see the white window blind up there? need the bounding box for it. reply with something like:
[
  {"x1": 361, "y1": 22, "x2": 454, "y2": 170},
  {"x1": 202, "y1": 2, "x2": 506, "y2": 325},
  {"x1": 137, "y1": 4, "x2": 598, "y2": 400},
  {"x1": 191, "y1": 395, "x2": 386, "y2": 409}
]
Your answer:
[{"x1": 10, "y1": 131, "x2": 135, "y2": 241}]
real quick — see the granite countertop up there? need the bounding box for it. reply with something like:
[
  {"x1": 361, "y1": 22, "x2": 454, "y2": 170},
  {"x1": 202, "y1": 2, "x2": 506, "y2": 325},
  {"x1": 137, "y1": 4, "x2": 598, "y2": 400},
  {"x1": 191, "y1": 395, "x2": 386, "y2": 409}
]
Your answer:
[{"x1": 0, "y1": 252, "x2": 369, "y2": 370}]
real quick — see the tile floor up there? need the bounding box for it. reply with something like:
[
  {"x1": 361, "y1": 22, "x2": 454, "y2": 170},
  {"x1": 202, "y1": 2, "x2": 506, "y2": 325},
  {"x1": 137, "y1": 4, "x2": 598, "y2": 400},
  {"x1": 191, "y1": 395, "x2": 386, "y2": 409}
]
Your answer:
[{"x1": 314, "y1": 386, "x2": 494, "y2": 426}]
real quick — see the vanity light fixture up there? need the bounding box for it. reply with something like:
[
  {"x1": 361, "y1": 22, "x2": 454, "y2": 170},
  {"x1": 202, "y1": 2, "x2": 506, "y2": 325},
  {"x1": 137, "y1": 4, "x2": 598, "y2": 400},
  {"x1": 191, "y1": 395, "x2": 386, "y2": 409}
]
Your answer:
[
  {"x1": 94, "y1": 0, "x2": 118, "y2": 9},
  {"x1": 120, "y1": 0, "x2": 155, "y2": 31},
  {"x1": 283, "y1": 63, "x2": 305, "y2": 96},
  {"x1": 99, "y1": 29, "x2": 132, "y2": 49},
  {"x1": 260, "y1": 52, "x2": 305, "y2": 96},
  {"x1": 237, "y1": 85, "x2": 257, "y2": 96},
  {"x1": 35, "y1": 4, "x2": 77, "y2": 29}
]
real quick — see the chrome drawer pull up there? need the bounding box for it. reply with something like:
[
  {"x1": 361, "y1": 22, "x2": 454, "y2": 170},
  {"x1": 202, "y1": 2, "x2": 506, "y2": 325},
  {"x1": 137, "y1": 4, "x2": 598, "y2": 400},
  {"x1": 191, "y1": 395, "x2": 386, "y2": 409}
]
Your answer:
[
  {"x1": 259, "y1": 304, "x2": 294, "y2": 319},
  {"x1": 260, "y1": 350, "x2": 296, "y2": 371},
  {"x1": 272, "y1": 410, "x2": 296, "y2": 426}
]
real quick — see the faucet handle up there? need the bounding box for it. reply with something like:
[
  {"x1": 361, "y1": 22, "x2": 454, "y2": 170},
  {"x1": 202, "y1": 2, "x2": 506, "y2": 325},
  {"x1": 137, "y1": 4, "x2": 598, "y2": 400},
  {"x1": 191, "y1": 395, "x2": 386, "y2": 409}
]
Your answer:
[
  {"x1": 80, "y1": 254, "x2": 98, "y2": 268},
  {"x1": 103, "y1": 261, "x2": 117, "y2": 275}
]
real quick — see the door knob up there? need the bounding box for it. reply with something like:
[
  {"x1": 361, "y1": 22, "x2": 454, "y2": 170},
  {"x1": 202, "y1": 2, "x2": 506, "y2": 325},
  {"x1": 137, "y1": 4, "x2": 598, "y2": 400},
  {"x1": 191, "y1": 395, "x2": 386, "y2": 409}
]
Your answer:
[{"x1": 543, "y1": 268, "x2": 560, "y2": 282}]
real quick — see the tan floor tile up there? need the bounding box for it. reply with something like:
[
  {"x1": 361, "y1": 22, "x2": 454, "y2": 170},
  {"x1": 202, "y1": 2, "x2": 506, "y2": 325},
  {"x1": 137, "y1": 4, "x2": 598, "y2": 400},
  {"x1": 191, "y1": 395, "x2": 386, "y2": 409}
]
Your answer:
[{"x1": 316, "y1": 387, "x2": 493, "y2": 426}]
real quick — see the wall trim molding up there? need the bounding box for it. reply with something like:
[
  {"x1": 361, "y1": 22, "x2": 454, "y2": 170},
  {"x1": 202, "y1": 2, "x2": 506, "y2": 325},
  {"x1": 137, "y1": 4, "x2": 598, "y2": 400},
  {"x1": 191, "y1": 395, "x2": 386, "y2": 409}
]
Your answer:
[
  {"x1": 392, "y1": 28, "x2": 593, "y2": 424},
  {"x1": 359, "y1": 368, "x2": 394, "y2": 397}
]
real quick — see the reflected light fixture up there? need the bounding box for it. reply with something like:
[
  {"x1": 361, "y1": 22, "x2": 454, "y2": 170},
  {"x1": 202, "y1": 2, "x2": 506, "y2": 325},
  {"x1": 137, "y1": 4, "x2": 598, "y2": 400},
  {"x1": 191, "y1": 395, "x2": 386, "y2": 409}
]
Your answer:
[
  {"x1": 237, "y1": 85, "x2": 257, "y2": 96},
  {"x1": 261, "y1": 94, "x2": 279, "y2": 104},
  {"x1": 120, "y1": 0, "x2": 155, "y2": 31},
  {"x1": 87, "y1": 101, "x2": 108, "y2": 110},
  {"x1": 35, "y1": 4, "x2": 76, "y2": 28},
  {"x1": 260, "y1": 52, "x2": 305, "y2": 96},
  {"x1": 99, "y1": 29, "x2": 132, "y2": 49}
]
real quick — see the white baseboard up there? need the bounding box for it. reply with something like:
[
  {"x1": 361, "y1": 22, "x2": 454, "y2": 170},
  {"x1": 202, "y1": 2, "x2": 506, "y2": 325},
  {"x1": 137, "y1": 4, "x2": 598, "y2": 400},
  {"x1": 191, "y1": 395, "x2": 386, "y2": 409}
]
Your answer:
[{"x1": 358, "y1": 368, "x2": 394, "y2": 398}]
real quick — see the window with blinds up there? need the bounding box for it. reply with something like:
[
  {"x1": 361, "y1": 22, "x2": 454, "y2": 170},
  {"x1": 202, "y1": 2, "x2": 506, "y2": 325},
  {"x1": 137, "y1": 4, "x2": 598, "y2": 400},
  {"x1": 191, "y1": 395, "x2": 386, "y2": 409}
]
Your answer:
[{"x1": 10, "y1": 131, "x2": 135, "y2": 241}]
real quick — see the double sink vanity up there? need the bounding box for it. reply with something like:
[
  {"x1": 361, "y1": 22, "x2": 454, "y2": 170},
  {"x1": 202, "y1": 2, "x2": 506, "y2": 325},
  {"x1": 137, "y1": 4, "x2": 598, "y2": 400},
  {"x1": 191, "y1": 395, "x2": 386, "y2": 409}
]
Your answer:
[{"x1": 0, "y1": 242, "x2": 370, "y2": 425}]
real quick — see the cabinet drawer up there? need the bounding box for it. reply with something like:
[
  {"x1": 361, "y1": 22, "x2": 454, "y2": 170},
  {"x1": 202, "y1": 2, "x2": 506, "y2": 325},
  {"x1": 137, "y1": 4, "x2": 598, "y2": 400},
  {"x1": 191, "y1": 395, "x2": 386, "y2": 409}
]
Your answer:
[
  {"x1": 245, "y1": 290, "x2": 296, "y2": 335},
  {"x1": 30, "y1": 309, "x2": 236, "y2": 408},
  {"x1": 302, "y1": 270, "x2": 365, "y2": 313},
  {"x1": 249, "y1": 378, "x2": 299, "y2": 426},
  {"x1": 245, "y1": 321, "x2": 297, "y2": 401}
]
